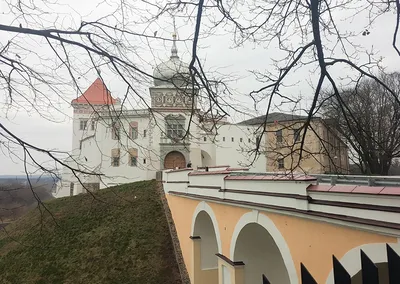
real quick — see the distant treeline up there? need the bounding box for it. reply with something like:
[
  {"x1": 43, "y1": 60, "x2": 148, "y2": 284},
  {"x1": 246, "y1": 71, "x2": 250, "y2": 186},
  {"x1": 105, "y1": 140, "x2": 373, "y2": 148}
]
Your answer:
[{"x1": 0, "y1": 177, "x2": 56, "y2": 221}]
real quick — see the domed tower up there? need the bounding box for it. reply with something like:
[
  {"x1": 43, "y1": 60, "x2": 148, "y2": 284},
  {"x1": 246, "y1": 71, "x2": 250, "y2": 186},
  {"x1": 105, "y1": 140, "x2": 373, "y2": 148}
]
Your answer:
[
  {"x1": 150, "y1": 31, "x2": 200, "y2": 170},
  {"x1": 150, "y1": 32, "x2": 198, "y2": 110}
]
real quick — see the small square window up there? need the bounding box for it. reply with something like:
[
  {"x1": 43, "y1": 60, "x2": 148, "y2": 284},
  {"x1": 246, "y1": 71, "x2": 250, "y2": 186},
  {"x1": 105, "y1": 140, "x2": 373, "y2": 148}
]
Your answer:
[
  {"x1": 143, "y1": 129, "x2": 147, "y2": 137},
  {"x1": 112, "y1": 157, "x2": 120, "y2": 167},
  {"x1": 130, "y1": 156, "x2": 137, "y2": 167},
  {"x1": 278, "y1": 158, "x2": 284, "y2": 169},
  {"x1": 204, "y1": 137, "x2": 207, "y2": 142}
]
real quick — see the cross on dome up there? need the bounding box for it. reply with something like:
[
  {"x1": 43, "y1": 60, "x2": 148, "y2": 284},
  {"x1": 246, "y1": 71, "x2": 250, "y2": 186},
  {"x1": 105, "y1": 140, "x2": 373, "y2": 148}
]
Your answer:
[{"x1": 152, "y1": 18, "x2": 191, "y2": 87}]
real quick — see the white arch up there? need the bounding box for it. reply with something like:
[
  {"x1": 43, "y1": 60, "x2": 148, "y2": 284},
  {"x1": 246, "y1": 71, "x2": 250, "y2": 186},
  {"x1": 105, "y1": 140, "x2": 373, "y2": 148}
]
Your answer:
[
  {"x1": 229, "y1": 210, "x2": 299, "y2": 284},
  {"x1": 191, "y1": 201, "x2": 222, "y2": 254},
  {"x1": 325, "y1": 240, "x2": 400, "y2": 284}
]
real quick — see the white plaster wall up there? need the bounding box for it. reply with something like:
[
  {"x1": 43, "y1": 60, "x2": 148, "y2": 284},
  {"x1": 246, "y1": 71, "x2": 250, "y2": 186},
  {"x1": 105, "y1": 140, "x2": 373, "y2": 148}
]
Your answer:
[
  {"x1": 71, "y1": 110, "x2": 95, "y2": 152},
  {"x1": 54, "y1": 157, "x2": 81, "y2": 198},
  {"x1": 94, "y1": 114, "x2": 154, "y2": 185},
  {"x1": 214, "y1": 124, "x2": 266, "y2": 171},
  {"x1": 189, "y1": 174, "x2": 226, "y2": 188},
  {"x1": 189, "y1": 147, "x2": 202, "y2": 168},
  {"x1": 222, "y1": 265, "x2": 231, "y2": 284},
  {"x1": 224, "y1": 180, "x2": 310, "y2": 195}
]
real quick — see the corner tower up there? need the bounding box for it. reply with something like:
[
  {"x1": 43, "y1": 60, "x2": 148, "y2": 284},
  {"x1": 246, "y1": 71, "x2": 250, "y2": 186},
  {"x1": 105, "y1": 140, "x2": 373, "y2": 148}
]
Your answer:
[{"x1": 71, "y1": 78, "x2": 120, "y2": 152}]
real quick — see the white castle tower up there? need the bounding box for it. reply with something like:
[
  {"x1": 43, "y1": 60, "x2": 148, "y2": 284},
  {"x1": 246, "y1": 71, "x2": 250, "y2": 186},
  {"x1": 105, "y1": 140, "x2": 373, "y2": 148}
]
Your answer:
[{"x1": 70, "y1": 78, "x2": 121, "y2": 153}]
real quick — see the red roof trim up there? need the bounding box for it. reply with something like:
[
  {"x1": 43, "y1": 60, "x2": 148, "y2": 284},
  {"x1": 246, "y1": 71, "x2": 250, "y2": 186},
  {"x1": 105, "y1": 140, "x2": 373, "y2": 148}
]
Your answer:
[
  {"x1": 166, "y1": 168, "x2": 193, "y2": 173},
  {"x1": 224, "y1": 174, "x2": 317, "y2": 181},
  {"x1": 189, "y1": 171, "x2": 231, "y2": 176},
  {"x1": 307, "y1": 184, "x2": 400, "y2": 196}
]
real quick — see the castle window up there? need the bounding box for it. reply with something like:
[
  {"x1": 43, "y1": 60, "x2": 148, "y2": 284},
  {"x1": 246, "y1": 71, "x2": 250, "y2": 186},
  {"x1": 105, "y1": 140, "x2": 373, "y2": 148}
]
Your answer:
[
  {"x1": 131, "y1": 156, "x2": 137, "y2": 167},
  {"x1": 223, "y1": 137, "x2": 225, "y2": 142},
  {"x1": 69, "y1": 182, "x2": 74, "y2": 196},
  {"x1": 130, "y1": 122, "x2": 138, "y2": 140},
  {"x1": 112, "y1": 157, "x2": 120, "y2": 167},
  {"x1": 204, "y1": 137, "x2": 207, "y2": 142},
  {"x1": 111, "y1": 148, "x2": 120, "y2": 167},
  {"x1": 231, "y1": 137, "x2": 234, "y2": 142},
  {"x1": 143, "y1": 158, "x2": 146, "y2": 164},
  {"x1": 276, "y1": 129, "x2": 283, "y2": 143},
  {"x1": 91, "y1": 120, "x2": 95, "y2": 131},
  {"x1": 111, "y1": 122, "x2": 120, "y2": 140},
  {"x1": 129, "y1": 148, "x2": 138, "y2": 167},
  {"x1": 294, "y1": 128, "x2": 301, "y2": 142},
  {"x1": 167, "y1": 123, "x2": 184, "y2": 138},
  {"x1": 165, "y1": 114, "x2": 185, "y2": 139},
  {"x1": 143, "y1": 129, "x2": 147, "y2": 138},
  {"x1": 240, "y1": 138, "x2": 243, "y2": 142},
  {"x1": 248, "y1": 138, "x2": 251, "y2": 143},
  {"x1": 278, "y1": 158, "x2": 284, "y2": 169},
  {"x1": 80, "y1": 119, "x2": 88, "y2": 130}
]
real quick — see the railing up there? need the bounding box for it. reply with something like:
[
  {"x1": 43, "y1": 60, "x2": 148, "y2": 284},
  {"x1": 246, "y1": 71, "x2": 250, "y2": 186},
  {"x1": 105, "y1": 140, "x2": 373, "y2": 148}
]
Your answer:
[
  {"x1": 263, "y1": 244, "x2": 400, "y2": 283},
  {"x1": 229, "y1": 171, "x2": 400, "y2": 187}
]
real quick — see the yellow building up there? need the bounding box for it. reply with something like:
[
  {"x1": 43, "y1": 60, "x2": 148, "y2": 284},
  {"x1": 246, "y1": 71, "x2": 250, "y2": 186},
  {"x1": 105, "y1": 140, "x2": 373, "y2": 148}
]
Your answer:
[{"x1": 239, "y1": 112, "x2": 349, "y2": 174}]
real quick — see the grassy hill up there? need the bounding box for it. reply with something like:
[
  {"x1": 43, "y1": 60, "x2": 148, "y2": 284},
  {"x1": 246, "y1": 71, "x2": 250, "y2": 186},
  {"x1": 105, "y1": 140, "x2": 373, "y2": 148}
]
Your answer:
[{"x1": 0, "y1": 180, "x2": 181, "y2": 284}]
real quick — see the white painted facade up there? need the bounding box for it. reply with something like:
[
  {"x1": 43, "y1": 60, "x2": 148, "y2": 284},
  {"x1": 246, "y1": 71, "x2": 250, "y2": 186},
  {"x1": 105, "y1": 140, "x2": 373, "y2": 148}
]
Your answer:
[{"x1": 55, "y1": 41, "x2": 266, "y2": 198}]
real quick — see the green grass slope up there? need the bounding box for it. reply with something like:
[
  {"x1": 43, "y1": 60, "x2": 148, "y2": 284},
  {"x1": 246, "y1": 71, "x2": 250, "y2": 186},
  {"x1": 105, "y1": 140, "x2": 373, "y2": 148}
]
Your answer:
[{"x1": 0, "y1": 180, "x2": 181, "y2": 284}]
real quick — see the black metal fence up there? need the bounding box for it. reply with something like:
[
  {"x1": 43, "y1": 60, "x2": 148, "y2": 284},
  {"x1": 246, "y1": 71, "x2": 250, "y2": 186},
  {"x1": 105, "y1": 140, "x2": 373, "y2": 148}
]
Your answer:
[{"x1": 263, "y1": 244, "x2": 400, "y2": 284}]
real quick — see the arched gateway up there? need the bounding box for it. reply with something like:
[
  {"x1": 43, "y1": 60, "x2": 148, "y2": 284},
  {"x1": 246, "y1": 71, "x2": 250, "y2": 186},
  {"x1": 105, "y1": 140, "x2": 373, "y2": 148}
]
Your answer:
[{"x1": 164, "y1": 151, "x2": 186, "y2": 169}]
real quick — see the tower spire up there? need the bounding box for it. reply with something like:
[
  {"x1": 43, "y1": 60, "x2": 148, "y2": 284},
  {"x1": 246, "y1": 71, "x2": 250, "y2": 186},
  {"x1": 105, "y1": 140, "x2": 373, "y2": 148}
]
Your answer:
[{"x1": 170, "y1": 16, "x2": 179, "y2": 59}]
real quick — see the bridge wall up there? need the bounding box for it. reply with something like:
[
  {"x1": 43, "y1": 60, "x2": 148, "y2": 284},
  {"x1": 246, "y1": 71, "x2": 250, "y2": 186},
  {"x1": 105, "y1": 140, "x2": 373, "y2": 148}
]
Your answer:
[{"x1": 163, "y1": 167, "x2": 400, "y2": 283}]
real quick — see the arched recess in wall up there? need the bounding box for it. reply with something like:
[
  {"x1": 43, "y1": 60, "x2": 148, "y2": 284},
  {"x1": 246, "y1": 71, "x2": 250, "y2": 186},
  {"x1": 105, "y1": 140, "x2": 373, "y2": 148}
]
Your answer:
[
  {"x1": 201, "y1": 150, "x2": 213, "y2": 167},
  {"x1": 325, "y1": 242, "x2": 400, "y2": 284},
  {"x1": 191, "y1": 201, "x2": 222, "y2": 269},
  {"x1": 230, "y1": 210, "x2": 298, "y2": 284}
]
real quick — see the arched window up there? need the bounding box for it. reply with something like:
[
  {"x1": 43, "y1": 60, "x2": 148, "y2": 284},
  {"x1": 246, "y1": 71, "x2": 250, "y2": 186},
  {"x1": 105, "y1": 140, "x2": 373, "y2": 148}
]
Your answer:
[
  {"x1": 111, "y1": 148, "x2": 120, "y2": 166},
  {"x1": 130, "y1": 121, "x2": 138, "y2": 140},
  {"x1": 128, "y1": 148, "x2": 138, "y2": 167}
]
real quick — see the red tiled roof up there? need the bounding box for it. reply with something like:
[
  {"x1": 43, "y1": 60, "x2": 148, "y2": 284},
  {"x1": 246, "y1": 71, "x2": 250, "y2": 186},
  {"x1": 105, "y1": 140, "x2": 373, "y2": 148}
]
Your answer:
[
  {"x1": 225, "y1": 167, "x2": 250, "y2": 171},
  {"x1": 307, "y1": 184, "x2": 400, "y2": 196},
  {"x1": 71, "y1": 78, "x2": 116, "y2": 105}
]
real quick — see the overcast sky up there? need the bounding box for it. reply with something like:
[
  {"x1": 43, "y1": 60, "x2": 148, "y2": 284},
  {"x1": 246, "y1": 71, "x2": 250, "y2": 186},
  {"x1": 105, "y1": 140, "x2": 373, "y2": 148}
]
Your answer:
[{"x1": 0, "y1": 0, "x2": 399, "y2": 175}]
